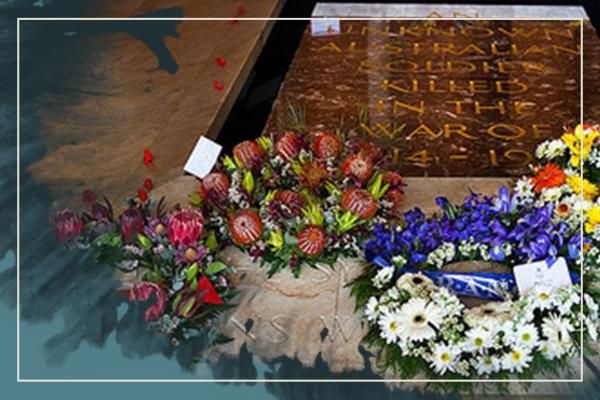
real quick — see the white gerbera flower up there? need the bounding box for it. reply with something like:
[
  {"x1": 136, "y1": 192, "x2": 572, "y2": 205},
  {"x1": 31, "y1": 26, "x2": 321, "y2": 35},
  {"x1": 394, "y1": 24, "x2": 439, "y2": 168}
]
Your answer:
[
  {"x1": 396, "y1": 297, "x2": 444, "y2": 342},
  {"x1": 542, "y1": 314, "x2": 573, "y2": 348},
  {"x1": 465, "y1": 301, "x2": 513, "y2": 328},
  {"x1": 395, "y1": 272, "x2": 434, "y2": 295},
  {"x1": 430, "y1": 343, "x2": 458, "y2": 375},
  {"x1": 373, "y1": 267, "x2": 395, "y2": 289},
  {"x1": 502, "y1": 346, "x2": 532, "y2": 373},
  {"x1": 378, "y1": 310, "x2": 402, "y2": 344},
  {"x1": 475, "y1": 355, "x2": 501, "y2": 375},
  {"x1": 464, "y1": 327, "x2": 492, "y2": 352},
  {"x1": 513, "y1": 323, "x2": 539, "y2": 349}
]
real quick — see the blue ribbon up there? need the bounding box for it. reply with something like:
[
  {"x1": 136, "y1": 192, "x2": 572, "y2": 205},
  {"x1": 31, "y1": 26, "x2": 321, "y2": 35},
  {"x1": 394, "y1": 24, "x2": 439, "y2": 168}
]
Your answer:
[{"x1": 372, "y1": 256, "x2": 580, "y2": 301}]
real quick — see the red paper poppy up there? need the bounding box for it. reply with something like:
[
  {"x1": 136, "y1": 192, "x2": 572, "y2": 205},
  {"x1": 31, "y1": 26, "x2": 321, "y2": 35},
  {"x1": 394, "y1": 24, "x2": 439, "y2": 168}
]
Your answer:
[
  {"x1": 82, "y1": 189, "x2": 96, "y2": 204},
  {"x1": 144, "y1": 179, "x2": 153, "y2": 190},
  {"x1": 238, "y1": 5, "x2": 245, "y2": 15},
  {"x1": 143, "y1": 148, "x2": 153, "y2": 165},
  {"x1": 214, "y1": 80, "x2": 224, "y2": 91},
  {"x1": 216, "y1": 57, "x2": 226, "y2": 67},
  {"x1": 138, "y1": 188, "x2": 148, "y2": 202}
]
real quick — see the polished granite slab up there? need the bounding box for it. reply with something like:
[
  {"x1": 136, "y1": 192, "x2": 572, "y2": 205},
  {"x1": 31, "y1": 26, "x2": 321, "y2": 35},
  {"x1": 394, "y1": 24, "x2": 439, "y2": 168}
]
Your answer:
[{"x1": 265, "y1": 18, "x2": 586, "y2": 176}]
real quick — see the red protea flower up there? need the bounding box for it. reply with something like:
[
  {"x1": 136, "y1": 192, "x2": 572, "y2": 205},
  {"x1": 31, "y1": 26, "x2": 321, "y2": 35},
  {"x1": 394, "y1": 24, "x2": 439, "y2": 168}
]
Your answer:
[
  {"x1": 166, "y1": 208, "x2": 204, "y2": 246},
  {"x1": 233, "y1": 140, "x2": 265, "y2": 170},
  {"x1": 274, "y1": 190, "x2": 306, "y2": 216},
  {"x1": 120, "y1": 207, "x2": 144, "y2": 242},
  {"x1": 358, "y1": 140, "x2": 384, "y2": 163},
  {"x1": 342, "y1": 154, "x2": 373, "y2": 182},
  {"x1": 312, "y1": 132, "x2": 341, "y2": 159},
  {"x1": 341, "y1": 187, "x2": 378, "y2": 219},
  {"x1": 386, "y1": 189, "x2": 405, "y2": 210},
  {"x1": 199, "y1": 172, "x2": 230, "y2": 204},
  {"x1": 297, "y1": 225, "x2": 327, "y2": 256},
  {"x1": 229, "y1": 209, "x2": 263, "y2": 245},
  {"x1": 52, "y1": 208, "x2": 85, "y2": 242},
  {"x1": 298, "y1": 161, "x2": 329, "y2": 189},
  {"x1": 275, "y1": 132, "x2": 302, "y2": 161},
  {"x1": 382, "y1": 171, "x2": 405, "y2": 189}
]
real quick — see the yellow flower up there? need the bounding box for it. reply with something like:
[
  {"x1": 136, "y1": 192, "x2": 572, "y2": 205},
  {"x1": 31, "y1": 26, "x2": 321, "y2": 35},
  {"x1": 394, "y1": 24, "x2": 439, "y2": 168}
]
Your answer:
[
  {"x1": 266, "y1": 230, "x2": 284, "y2": 250},
  {"x1": 567, "y1": 175, "x2": 599, "y2": 201},
  {"x1": 561, "y1": 124, "x2": 600, "y2": 167},
  {"x1": 586, "y1": 205, "x2": 600, "y2": 233}
]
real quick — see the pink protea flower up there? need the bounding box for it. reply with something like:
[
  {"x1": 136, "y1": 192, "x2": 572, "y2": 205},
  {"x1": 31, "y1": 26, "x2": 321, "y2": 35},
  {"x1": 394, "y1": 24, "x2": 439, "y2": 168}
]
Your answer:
[
  {"x1": 120, "y1": 207, "x2": 144, "y2": 243},
  {"x1": 233, "y1": 140, "x2": 265, "y2": 170},
  {"x1": 275, "y1": 132, "x2": 302, "y2": 161},
  {"x1": 128, "y1": 282, "x2": 165, "y2": 321},
  {"x1": 52, "y1": 208, "x2": 85, "y2": 242},
  {"x1": 199, "y1": 172, "x2": 229, "y2": 204},
  {"x1": 166, "y1": 208, "x2": 204, "y2": 246}
]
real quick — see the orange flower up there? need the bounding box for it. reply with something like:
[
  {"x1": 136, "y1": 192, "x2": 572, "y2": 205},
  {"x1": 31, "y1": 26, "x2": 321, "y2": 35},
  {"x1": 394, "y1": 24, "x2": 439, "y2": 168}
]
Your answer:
[{"x1": 530, "y1": 163, "x2": 566, "y2": 193}]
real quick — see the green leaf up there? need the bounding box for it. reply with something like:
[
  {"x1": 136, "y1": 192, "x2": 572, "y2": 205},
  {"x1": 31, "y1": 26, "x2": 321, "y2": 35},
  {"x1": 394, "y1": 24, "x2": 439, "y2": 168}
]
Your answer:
[
  {"x1": 171, "y1": 292, "x2": 183, "y2": 313},
  {"x1": 205, "y1": 232, "x2": 218, "y2": 252},
  {"x1": 186, "y1": 263, "x2": 198, "y2": 282},
  {"x1": 242, "y1": 170, "x2": 255, "y2": 193},
  {"x1": 190, "y1": 277, "x2": 198, "y2": 290},
  {"x1": 180, "y1": 297, "x2": 196, "y2": 316},
  {"x1": 188, "y1": 193, "x2": 202, "y2": 208},
  {"x1": 111, "y1": 235, "x2": 122, "y2": 246},
  {"x1": 205, "y1": 261, "x2": 228, "y2": 275},
  {"x1": 137, "y1": 234, "x2": 152, "y2": 250}
]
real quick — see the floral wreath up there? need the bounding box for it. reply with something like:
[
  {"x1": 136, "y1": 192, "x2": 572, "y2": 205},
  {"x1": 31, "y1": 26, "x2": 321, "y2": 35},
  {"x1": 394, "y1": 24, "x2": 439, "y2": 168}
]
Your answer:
[
  {"x1": 53, "y1": 195, "x2": 236, "y2": 347},
  {"x1": 350, "y1": 124, "x2": 600, "y2": 379},
  {"x1": 194, "y1": 131, "x2": 405, "y2": 277}
]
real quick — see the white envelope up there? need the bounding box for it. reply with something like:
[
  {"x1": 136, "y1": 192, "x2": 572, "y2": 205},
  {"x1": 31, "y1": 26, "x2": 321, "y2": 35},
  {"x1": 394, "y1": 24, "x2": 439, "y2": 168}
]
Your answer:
[
  {"x1": 183, "y1": 136, "x2": 222, "y2": 179},
  {"x1": 513, "y1": 257, "x2": 573, "y2": 297}
]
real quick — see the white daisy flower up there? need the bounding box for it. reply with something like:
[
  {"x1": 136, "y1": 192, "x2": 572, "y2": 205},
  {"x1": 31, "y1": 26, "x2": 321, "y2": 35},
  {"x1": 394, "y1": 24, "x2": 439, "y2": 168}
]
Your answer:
[
  {"x1": 546, "y1": 139, "x2": 567, "y2": 159},
  {"x1": 364, "y1": 296, "x2": 380, "y2": 322},
  {"x1": 502, "y1": 346, "x2": 532, "y2": 373},
  {"x1": 378, "y1": 310, "x2": 402, "y2": 344},
  {"x1": 430, "y1": 343, "x2": 459, "y2": 375},
  {"x1": 514, "y1": 177, "x2": 535, "y2": 203},
  {"x1": 538, "y1": 339, "x2": 564, "y2": 360},
  {"x1": 474, "y1": 355, "x2": 501, "y2": 375},
  {"x1": 464, "y1": 327, "x2": 492, "y2": 352},
  {"x1": 373, "y1": 267, "x2": 395, "y2": 289},
  {"x1": 395, "y1": 272, "x2": 434, "y2": 295},
  {"x1": 512, "y1": 323, "x2": 539, "y2": 349},
  {"x1": 396, "y1": 297, "x2": 444, "y2": 342}
]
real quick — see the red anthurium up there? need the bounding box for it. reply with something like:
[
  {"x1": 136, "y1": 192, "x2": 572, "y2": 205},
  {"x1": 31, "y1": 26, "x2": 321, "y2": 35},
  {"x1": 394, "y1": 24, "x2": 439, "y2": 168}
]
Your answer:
[
  {"x1": 144, "y1": 178, "x2": 153, "y2": 190},
  {"x1": 143, "y1": 148, "x2": 153, "y2": 165},
  {"x1": 214, "y1": 80, "x2": 224, "y2": 91},
  {"x1": 197, "y1": 275, "x2": 224, "y2": 304},
  {"x1": 216, "y1": 57, "x2": 226, "y2": 67}
]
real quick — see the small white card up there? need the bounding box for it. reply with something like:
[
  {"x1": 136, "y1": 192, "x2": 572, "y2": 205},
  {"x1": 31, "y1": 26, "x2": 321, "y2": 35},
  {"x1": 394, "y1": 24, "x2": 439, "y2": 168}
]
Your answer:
[
  {"x1": 183, "y1": 136, "x2": 222, "y2": 179},
  {"x1": 310, "y1": 18, "x2": 341, "y2": 36},
  {"x1": 513, "y1": 257, "x2": 572, "y2": 296}
]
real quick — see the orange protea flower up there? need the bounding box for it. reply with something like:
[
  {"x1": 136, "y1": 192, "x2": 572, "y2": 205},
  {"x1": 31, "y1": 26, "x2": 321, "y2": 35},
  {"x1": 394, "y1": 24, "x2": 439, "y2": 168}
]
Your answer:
[
  {"x1": 298, "y1": 161, "x2": 329, "y2": 189},
  {"x1": 530, "y1": 163, "x2": 566, "y2": 193}
]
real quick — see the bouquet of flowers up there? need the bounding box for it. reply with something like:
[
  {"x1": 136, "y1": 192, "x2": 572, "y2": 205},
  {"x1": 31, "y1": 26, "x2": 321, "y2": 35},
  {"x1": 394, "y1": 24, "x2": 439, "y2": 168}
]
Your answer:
[
  {"x1": 53, "y1": 194, "x2": 237, "y2": 346},
  {"x1": 350, "y1": 124, "x2": 600, "y2": 379},
  {"x1": 194, "y1": 131, "x2": 405, "y2": 277}
]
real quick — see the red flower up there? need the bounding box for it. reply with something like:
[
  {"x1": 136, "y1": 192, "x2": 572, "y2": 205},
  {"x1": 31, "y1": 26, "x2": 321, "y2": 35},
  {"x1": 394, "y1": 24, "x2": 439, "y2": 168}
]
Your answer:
[
  {"x1": 298, "y1": 161, "x2": 329, "y2": 189},
  {"x1": 342, "y1": 154, "x2": 373, "y2": 182},
  {"x1": 197, "y1": 275, "x2": 224, "y2": 304},
  {"x1": 530, "y1": 163, "x2": 566, "y2": 193},
  {"x1": 385, "y1": 189, "x2": 405, "y2": 210},
  {"x1": 233, "y1": 140, "x2": 265, "y2": 170},
  {"x1": 312, "y1": 132, "x2": 341, "y2": 159},
  {"x1": 229, "y1": 209, "x2": 263, "y2": 245},
  {"x1": 341, "y1": 187, "x2": 377, "y2": 219},
  {"x1": 129, "y1": 282, "x2": 165, "y2": 321},
  {"x1": 214, "y1": 80, "x2": 224, "y2": 91},
  {"x1": 358, "y1": 140, "x2": 384, "y2": 163},
  {"x1": 275, "y1": 132, "x2": 302, "y2": 161},
  {"x1": 297, "y1": 225, "x2": 326, "y2": 256},
  {"x1": 120, "y1": 207, "x2": 144, "y2": 242},
  {"x1": 52, "y1": 208, "x2": 85, "y2": 242},
  {"x1": 144, "y1": 179, "x2": 153, "y2": 190},
  {"x1": 143, "y1": 148, "x2": 153, "y2": 165},
  {"x1": 274, "y1": 190, "x2": 306, "y2": 216},
  {"x1": 238, "y1": 5, "x2": 246, "y2": 15},
  {"x1": 216, "y1": 57, "x2": 226, "y2": 67},
  {"x1": 177, "y1": 276, "x2": 224, "y2": 318},
  {"x1": 138, "y1": 188, "x2": 148, "y2": 202},
  {"x1": 382, "y1": 171, "x2": 405, "y2": 189},
  {"x1": 166, "y1": 208, "x2": 204, "y2": 246},
  {"x1": 199, "y1": 172, "x2": 230, "y2": 204},
  {"x1": 82, "y1": 189, "x2": 96, "y2": 204}
]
